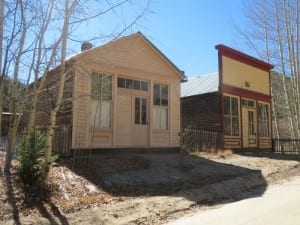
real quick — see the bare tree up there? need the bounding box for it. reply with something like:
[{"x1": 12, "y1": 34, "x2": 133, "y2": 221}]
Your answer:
[
  {"x1": 238, "y1": 0, "x2": 300, "y2": 139},
  {"x1": 0, "y1": 0, "x2": 151, "y2": 178}
]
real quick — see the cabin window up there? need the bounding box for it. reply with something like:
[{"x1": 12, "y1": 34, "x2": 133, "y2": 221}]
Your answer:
[
  {"x1": 258, "y1": 103, "x2": 270, "y2": 137},
  {"x1": 117, "y1": 77, "x2": 148, "y2": 91},
  {"x1": 90, "y1": 73, "x2": 112, "y2": 129},
  {"x1": 224, "y1": 95, "x2": 239, "y2": 136},
  {"x1": 135, "y1": 97, "x2": 147, "y2": 125},
  {"x1": 153, "y1": 84, "x2": 168, "y2": 130}
]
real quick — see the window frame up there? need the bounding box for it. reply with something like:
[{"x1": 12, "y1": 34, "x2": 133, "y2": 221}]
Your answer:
[
  {"x1": 90, "y1": 72, "x2": 113, "y2": 130},
  {"x1": 258, "y1": 101, "x2": 270, "y2": 138},
  {"x1": 223, "y1": 94, "x2": 240, "y2": 137},
  {"x1": 153, "y1": 83, "x2": 169, "y2": 131}
]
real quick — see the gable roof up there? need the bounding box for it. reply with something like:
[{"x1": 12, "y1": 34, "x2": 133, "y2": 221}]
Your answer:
[
  {"x1": 68, "y1": 32, "x2": 185, "y2": 80},
  {"x1": 181, "y1": 73, "x2": 219, "y2": 98}
]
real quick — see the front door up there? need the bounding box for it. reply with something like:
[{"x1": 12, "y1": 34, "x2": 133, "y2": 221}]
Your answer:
[
  {"x1": 242, "y1": 108, "x2": 257, "y2": 148},
  {"x1": 133, "y1": 96, "x2": 149, "y2": 146}
]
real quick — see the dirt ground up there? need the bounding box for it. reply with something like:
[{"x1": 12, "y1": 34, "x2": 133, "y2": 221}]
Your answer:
[{"x1": 1, "y1": 151, "x2": 300, "y2": 225}]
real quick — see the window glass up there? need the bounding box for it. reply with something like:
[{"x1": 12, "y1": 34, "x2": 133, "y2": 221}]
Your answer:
[
  {"x1": 126, "y1": 79, "x2": 133, "y2": 89},
  {"x1": 141, "y1": 98, "x2": 147, "y2": 124},
  {"x1": 223, "y1": 95, "x2": 239, "y2": 136},
  {"x1": 141, "y1": 81, "x2": 148, "y2": 91},
  {"x1": 135, "y1": 97, "x2": 141, "y2": 124},
  {"x1": 232, "y1": 97, "x2": 238, "y2": 116},
  {"x1": 224, "y1": 96, "x2": 230, "y2": 115},
  {"x1": 153, "y1": 107, "x2": 168, "y2": 130},
  {"x1": 100, "y1": 101, "x2": 111, "y2": 128},
  {"x1": 91, "y1": 74, "x2": 102, "y2": 99},
  {"x1": 258, "y1": 103, "x2": 269, "y2": 137},
  {"x1": 224, "y1": 116, "x2": 231, "y2": 135},
  {"x1": 153, "y1": 84, "x2": 160, "y2": 105},
  {"x1": 134, "y1": 80, "x2": 140, "y2": 90},
  {"x1": 161, "y1": 85, "x2": 168, "y2": 106},
  {"x1": 153, "y1": 84, "x2": 169, "y2": 130},
  {"x1": 232, "y1": 117, "x2": 239, "y2": 136},
  {"x1": 90, "y1": 73, "x2": 112, "y2": 128},
  {"x1": 102, "y1": 76, "x2": 112, "y2": 100},
  {"x1": 117, "y1": 77, "x2": 125, "y2": 88},
  {"x1": 135, "y1": 97, "x2": 147, "y2": 125}
]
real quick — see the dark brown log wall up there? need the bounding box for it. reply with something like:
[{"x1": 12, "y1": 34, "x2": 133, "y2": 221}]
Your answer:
[
  {"x1": 22, "y1": 64, "x2": 74, "y2": 129},
  {"x1": 181, "y1": 92, "x2": 222, "y2": 132}
]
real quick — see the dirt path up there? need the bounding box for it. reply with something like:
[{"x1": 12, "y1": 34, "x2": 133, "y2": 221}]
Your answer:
[{"x1": 1, "y1": 152, "x2": 300, "y2": 225}]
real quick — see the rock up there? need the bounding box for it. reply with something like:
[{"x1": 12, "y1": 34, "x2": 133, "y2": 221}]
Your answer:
[{"x1": 85, "y1": 184, "x2": 99, "y2": 193}]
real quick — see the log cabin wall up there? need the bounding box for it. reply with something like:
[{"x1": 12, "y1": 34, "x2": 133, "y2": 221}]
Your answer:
[
  {"x1": 181, "y1": 92, "x2": 221, "y2": 132},
  {"x1": 21, "y1": 63, "x2": 74, "y2": 154}
]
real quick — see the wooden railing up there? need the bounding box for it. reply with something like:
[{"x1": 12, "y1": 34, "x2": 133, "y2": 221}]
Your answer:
[
  {"x1": 182, "y1": 128, "x2": 223, "y2": 152},
  {"x1": 272, "y1": 139, "x2": 300, "y2": 154}
]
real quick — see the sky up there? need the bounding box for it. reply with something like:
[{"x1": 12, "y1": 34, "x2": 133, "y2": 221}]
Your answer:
[
  {"x1": 137, "y1": 0, "x2": 246, "y2": 77},
  {"x1": 70, "y1": 0, "x2": 248, "y2": 78}
]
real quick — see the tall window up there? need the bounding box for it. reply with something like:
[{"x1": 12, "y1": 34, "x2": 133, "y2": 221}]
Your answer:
[
  {"x1": 224, "y1": 95, "x2": 239, "y2": 136},
  {"x1": 90, "y1": 73, "x2": 112, "y2": 129},
  {"x1": 135, "y1": 97, "x2": 147, "y2": 125},
  {"x1": 153, "y1": 84, "x2": 168, "y2": 130},
  {"x1": 258, "y1": 103, "x2": 270, "y2": 137}
]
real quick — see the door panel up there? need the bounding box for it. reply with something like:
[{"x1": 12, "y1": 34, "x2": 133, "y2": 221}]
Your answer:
[
  {"x1": 133, "y1": 96, "x2": 149, "y2": 146},
  {"x1": 242, "y1": 108, "x2": 257, "y2": 148},
  {"x1": 116, "y1": 94, "x2": 132, "y2": 146}
]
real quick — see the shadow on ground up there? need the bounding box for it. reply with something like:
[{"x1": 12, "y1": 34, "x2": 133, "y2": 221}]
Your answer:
[{"x1": 62, "y1": 152, "x2": 267, "y2": 205}]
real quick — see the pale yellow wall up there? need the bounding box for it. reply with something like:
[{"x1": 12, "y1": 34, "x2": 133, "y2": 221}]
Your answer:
[
  {"x1": 222, "y1": 56, "x2": 270, "y2": 95},
  {"x1": 71, "y1": 35, "x2": 182, "y2": 149},
  {"x1": 78, "y1": 34, "x2": 181, "y2": 79}
]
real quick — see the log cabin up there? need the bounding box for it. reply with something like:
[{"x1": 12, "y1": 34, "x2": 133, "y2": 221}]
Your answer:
[
  {"x1": 181, "y1": 45, "x2": 274, "y2": 150},
  {"x1": 22, "y1": 32, "x2": 185, "y2": 155}
]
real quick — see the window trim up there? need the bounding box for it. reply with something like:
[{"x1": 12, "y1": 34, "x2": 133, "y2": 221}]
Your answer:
[
  {"x1": 257, "y1": 101, "x2": 271, "y2": 138},
  {"x1": 153, "y1": 83, "x2": 169, "y2": 131},
  {"x1": 90, "y1": 72, "x2": 113, "y2": 130},
  {"x1": 223, "y1": 94, "x2": 240, "y2": 137}
]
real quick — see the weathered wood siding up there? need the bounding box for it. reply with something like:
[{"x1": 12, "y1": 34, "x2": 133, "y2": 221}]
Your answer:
[
  {"x1": 21, "y1": 64, "x2": 74, "y2": 155},
  {"x1": 181, "y1": 92, "x2": 221, "y2": 132}
]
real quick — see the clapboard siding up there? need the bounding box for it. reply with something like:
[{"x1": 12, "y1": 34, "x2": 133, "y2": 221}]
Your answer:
[{"x1": 181, "y1": 92, "x2": 221, "y2": 132}]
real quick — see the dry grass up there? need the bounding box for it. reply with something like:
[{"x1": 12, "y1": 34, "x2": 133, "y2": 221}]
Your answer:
[
  {"x1": 201, "y1": 148, "x2": 233, "y2": 158},
  {"x1": 217, "y1": 149, "x2": 233, "y2": 159}
]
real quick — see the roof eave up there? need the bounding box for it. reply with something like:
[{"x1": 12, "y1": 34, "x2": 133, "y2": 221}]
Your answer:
[{"x1": 215, "y1": 44, "x2": 274, "y2": 71}]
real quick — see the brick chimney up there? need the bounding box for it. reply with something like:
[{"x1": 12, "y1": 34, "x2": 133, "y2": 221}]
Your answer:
[{"x1": 81, "y1": 41, "x2": 93, "y2": 51}]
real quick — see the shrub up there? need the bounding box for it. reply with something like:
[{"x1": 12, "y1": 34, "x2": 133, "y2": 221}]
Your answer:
[{"x1": 16, "y1": 130, "x2": 46, "y2": 186}]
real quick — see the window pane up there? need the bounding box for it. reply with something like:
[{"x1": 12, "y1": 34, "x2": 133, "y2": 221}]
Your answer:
[
  {"x1": 161, "y1": 85, "x2": 168, "y2": 106},
  {"x1": 153, "y1": 107, "x2": 160, "y2": 129},
  {"x1": 258, "y1": 103, "x2": 269, "y2": 137},
  {"x1": 232, "y1": 117, "x2": 239, "y2": 136},
  {"x1": 224, "y1": 116, "x2": 231, "y2": 135},
  {"x1": 248, "y1": 111, "x2": 255, "y2": 135},
  {"x1": 135, "y1": 97, "x2": 140, "y2": 124},
  {"x1": 224, "y1": 96, "x2": 230, "y2": 115},
  {"x1": 117, "y1": 77, "x2": 125, "y2": 88},
  {"x1": 126, "y1": 79, "x2": 133, "y2": 89},
  {"x1": 134, "y1": 80, "x2": 140, "y2": 90},
  {"x1": 141, "y1": 81, "x2": 148, "y2": 91},
  {"x1": 102, "y1": 76, "x2": 112, "y2": 100},
  {"x1": 231, "y1": 97, "x2": 238, "y2": 116},
  {"x1": 141, "y1": 98, "x2": 147, "y2": 124},
  {"x1": 100, "y1": 101, "x2": 111, "y2": 128},
  {"x1": 161, "y1": 107, "x2": 168, "y2": 130},
  {"x1": 90, "y1": 100, "x2": 100, "y2": 127},
  {"x1": 153, "y1": 84, "x2": 160, "y2": 105},
  {"x1": 91, "y1": 74, "x2": 102, "y2": 99}
]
